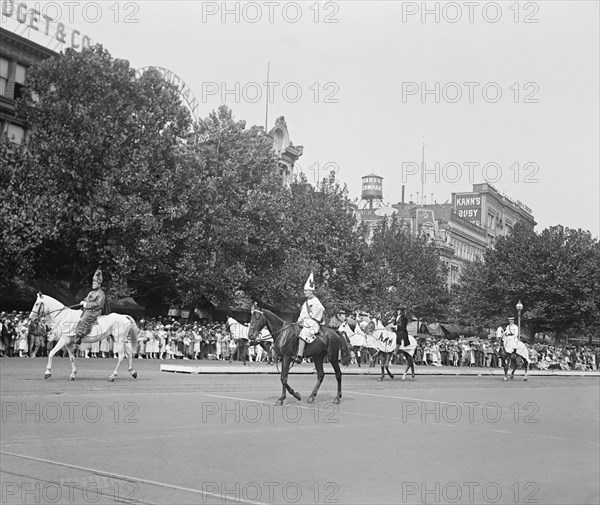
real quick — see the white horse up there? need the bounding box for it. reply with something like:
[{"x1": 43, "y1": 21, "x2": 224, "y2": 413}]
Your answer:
[
  {"x1": 361, "y1": 318, "x2": 418, "y2": 381},
  {"x1": 499, "y1": 327, "x2": 530, "y2": 382},
  {"x1": 29, "y1": 293, "x2": 140, "y2": 381}
]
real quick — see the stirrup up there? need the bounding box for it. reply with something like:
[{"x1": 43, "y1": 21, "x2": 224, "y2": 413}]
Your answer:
[{"x1": 294, "y1": 356, "x2": 303, "y2": 364}]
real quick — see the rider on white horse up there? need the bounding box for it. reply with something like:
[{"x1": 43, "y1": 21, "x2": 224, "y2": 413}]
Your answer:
[
  {"x1": 501, "y1": 316, "x2": 530, "y2": 363},
  {"x1": 73, "y1": 268, "x2": 106, "y2": 345},
  {"x1": 504, "y1": 317, "x2": 519, "y2": 353}
]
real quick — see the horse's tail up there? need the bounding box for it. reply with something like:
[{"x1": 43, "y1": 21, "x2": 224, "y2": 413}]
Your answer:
[{"x1": 124, "y1": 315, "x2": 140, "y2": 344}]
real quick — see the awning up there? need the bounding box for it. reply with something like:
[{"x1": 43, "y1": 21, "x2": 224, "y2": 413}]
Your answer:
[
  {"x1": 440, "y1": 323, "x2": 461, "y2": 336},
  {"x1": 109, "y1": 297, "x2": 145, "y2": 317},
  {"x1": 425, "y1": 322, "x2": 445, "y2": 337}
]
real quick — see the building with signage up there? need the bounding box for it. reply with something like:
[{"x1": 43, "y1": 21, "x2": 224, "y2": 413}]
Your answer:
[
  {"x1": 452, "y1": 183, "x2": 536, "y2": 245},
  {"x1": 355, "y1": 176, "x2": 536, "y2": 287},
  {"x1": 0, "y1": 28, "x2": 58, "y2": 143}
]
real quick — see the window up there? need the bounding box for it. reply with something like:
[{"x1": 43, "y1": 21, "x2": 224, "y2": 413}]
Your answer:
[
  {"x1": 487, "y1": 212, "x2": 496, "y2": 230},
  {"x1": 0, "y1": 58, "x2": 9, "y2": 97},
  {"x1": 7, "y1": 123, "x2": 25, "y2": 144},
  {"x1": 14, "y1": 64, "x2": 26, "y2": 100}
]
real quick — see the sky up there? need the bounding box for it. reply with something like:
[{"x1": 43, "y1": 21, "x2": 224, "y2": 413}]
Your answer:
[{"x1": 4, "y1": 0, "x2": 599, "y2": 236}]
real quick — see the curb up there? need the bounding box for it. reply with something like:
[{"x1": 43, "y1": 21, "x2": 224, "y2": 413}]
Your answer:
[{"x1": 160, "y1": 364, "x2": 600, "y2": 377}]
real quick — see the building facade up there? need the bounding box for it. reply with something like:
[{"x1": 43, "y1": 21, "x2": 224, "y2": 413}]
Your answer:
[
  {"x1": 268, "y1": 116, "x2": 303, "y2": 184},
  {"x1": 356, "y1": 176, "x2": 536, "y2": 287},
  {"x1": 0, "y1": 28, "x2": 58, "y2": 144},
  {"x1": 453, "y1": 183, "x2": 536, "y2": 245}
]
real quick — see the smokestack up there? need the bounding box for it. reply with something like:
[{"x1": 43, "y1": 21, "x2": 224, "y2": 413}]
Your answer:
[{"x1": 402, "y1": 185, "x2": 405, "y2": 205}]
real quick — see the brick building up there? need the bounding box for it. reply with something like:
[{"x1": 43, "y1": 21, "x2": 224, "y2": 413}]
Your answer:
[
  {"x1": 0, "y1": 28, "x2": 58, "y2": 143},
  {"x1": 356, "y1": 177, "x2": 536, "y2": 287}
]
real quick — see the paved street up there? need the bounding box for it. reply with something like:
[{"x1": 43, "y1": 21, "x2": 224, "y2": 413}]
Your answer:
[{"x1": 1, "y1": 358, "x2": 598, "y2": 505}]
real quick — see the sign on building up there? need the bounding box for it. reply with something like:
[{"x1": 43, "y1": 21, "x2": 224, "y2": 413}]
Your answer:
[{"x1": 453, "y1": 193, "x2": 482, "y2": 226}]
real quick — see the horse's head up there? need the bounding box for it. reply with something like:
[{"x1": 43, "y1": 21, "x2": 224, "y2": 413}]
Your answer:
[
  {"x1": 29, "y1": 293, "x2": 45, "y2": 323},
  {"x1": 362, "y1": 320, "x2": 376, "y2": 335},
  {"x1": 247, "y1": 302, "x2": 267, "y2": 342}
]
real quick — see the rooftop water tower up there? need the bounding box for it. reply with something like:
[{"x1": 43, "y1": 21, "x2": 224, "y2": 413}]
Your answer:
[{"x1": 359, "y1": 174, "x2": 385, "y2": 210}]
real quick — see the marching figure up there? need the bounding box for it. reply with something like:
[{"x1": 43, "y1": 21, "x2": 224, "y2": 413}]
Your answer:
[
  {"x1": 295, "y1": 272, "x2": 325, "y2": 364},
  {"x1": 73, "y1": 268, "x2": 106, "y2": 346}
]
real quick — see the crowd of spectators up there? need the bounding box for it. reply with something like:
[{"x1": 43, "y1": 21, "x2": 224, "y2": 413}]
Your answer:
[
  {"x1": 1, "y1": 310, "x2": 598, "y2": 371},
  {"x1": 361, "y1": 336, "x2": 598, "y2": 371},
  {"x1": 0, "y1": 312, "x2": 266, "y2": 362}
]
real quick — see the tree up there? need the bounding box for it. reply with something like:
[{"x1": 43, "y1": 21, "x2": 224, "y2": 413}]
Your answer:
[
  {"x1": 455, "y1": 223, "x2": 600, "y2": 339},
  {"x1": 12, "y1": 45, "x2": 193, "y2": 301},
  {"x1": 361, "y1": 217, "x2": 450, "y2": 320}
]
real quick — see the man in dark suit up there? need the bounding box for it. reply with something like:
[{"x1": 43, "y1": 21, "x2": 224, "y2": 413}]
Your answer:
[{"x1": 394, "y1": 306, "x2": 410, "y2": 348}]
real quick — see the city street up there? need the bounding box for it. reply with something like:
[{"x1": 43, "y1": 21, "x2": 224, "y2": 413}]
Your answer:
[{"x1": 1, "y1": 358, "x2": 598, "y2": 504}]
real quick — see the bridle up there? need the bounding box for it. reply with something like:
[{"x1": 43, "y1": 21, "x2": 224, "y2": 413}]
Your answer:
[
  {"x1": 249, "y1": 308, "x2": 297, "y2": 343},
  {"x1": 30, "y1": 297, "x2": 73, "y2": 324}
]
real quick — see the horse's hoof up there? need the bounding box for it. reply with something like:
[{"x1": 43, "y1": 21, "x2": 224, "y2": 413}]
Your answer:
[
  {"x1": 510, "y1": 376, "x2": 514, "y2": 380},
  {"x1": 108, "y1": 376, "x2": 115, "y2": 382},
  {"x1": 307, "y1": 396, "x2": 315, "y2": 404},
  {"x1": 131, "y1": 371, "x2": 137, "y2": 379},
  {"x1": 68, "y1": 376, "x2": 75, "y2": 381},
  {"x1": 377, "y1": 377, "x2": 384, "y2": 382},
  {"x1": 388, "y1": 374, "x2": 394, "y2": 380},
  {"x1": 503, "y1": 377, "x2": 507, "y2": 382},
  {"x1": 401, "y1": 375, "x2": 406, "y2": 381},
  {"x1": 524, "y1": 376, "x2": 528, "y2": 381},
  {"x1": 275, "y1": 399, "x2": 283, "y2": 406},
  {"x1": 44, "y1": 373, "x2": 51, "y2": 380},
  {"x1": 333, "y1": 397, "x2": 340, "y2": 405},
  {"x1": 411, "y1": 376, "x2": 415, "y2": 381}
]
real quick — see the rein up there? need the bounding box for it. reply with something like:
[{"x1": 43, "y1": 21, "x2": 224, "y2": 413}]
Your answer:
[
  {"x1": 250, "y1": 309, "x2": 298, "y2": 342},
  {"x1": 33, "y1": 301, "x2": 80, "y2": 322}
]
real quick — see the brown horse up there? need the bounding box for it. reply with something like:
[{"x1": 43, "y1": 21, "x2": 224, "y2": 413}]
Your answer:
[{"x1": 247, "y1": 303, "x2": 352, "y2": 405}]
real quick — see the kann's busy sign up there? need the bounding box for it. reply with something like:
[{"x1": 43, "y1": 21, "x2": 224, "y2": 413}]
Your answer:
[{"x1": 454, "y1": 192, "x2": 482, "y2": 226}]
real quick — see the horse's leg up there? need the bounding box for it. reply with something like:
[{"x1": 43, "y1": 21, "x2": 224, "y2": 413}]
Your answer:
[
  {"x1": 276, "y1": 357, "x2": 291, "y2": 406},
  {"x1": 331, "y1": 359, "x2": 343, "y2": 404},
  {"x1": 109, "y1": 339, "x2": 125, "y2": 382},
  {"x1": 386, "y1": 353, "x2": 394, "y2": 379},
  {"x1": 369, "y1": 350, "x2": 377, "y2": 368},
  {"x1": 378, "y1": 353, "x2": 385, "y2": 381},
  {"x1": 524, "y1": 360, "x2": 529, "y2": 381},
  {"x1": 45, "y1": 336, "x2": 68, "y2": 379},
  {"x1": 126, "y1": 341, "x2": 138, "y2": 379},
  {"x1": 66, "y1": 343, "x2": 77, "y2": 381},
  {"x1": 308, "y1": 357, "x2": 325, "y2": 403},
  {"x1": 284, "y1": 357, "x2": 302, "y2": 402},
  {"x1": 501, "y1": 355, "x2": 509, "y2": 381}
]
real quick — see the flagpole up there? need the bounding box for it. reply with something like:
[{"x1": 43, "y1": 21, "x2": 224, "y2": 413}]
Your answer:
[
  {"x1": 421, "y1": 142, "x2": 425, "y2": 206},
  {"x1": 265, "y1": 62, "x2": 270, "y2": 131}
]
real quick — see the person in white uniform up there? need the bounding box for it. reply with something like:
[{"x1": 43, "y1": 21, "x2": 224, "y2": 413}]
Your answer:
[{"x1": 294, "y1": 272, "x2": 325, "y2": 364}]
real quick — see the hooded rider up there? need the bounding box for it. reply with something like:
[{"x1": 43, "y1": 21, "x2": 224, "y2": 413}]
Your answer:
[
  {"x1": 295, "y1": 272, "x2": 325, "y2": 364},
  {"x1": 73, "y1": 268, "x2": 106, "y2": 346}
]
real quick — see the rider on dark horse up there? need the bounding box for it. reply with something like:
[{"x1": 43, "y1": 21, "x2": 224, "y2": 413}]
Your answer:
[
  {"x1": 294, "y1": 272, "x2": 325, "y2": 364},
  {"x1": 73, "y1": 268, "x2": 106, "y2": 346}
]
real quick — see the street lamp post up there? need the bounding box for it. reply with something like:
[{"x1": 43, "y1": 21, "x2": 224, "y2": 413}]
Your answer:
[{"x1": 516, "y1": 300, "x2": 523, "y2": 341}]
